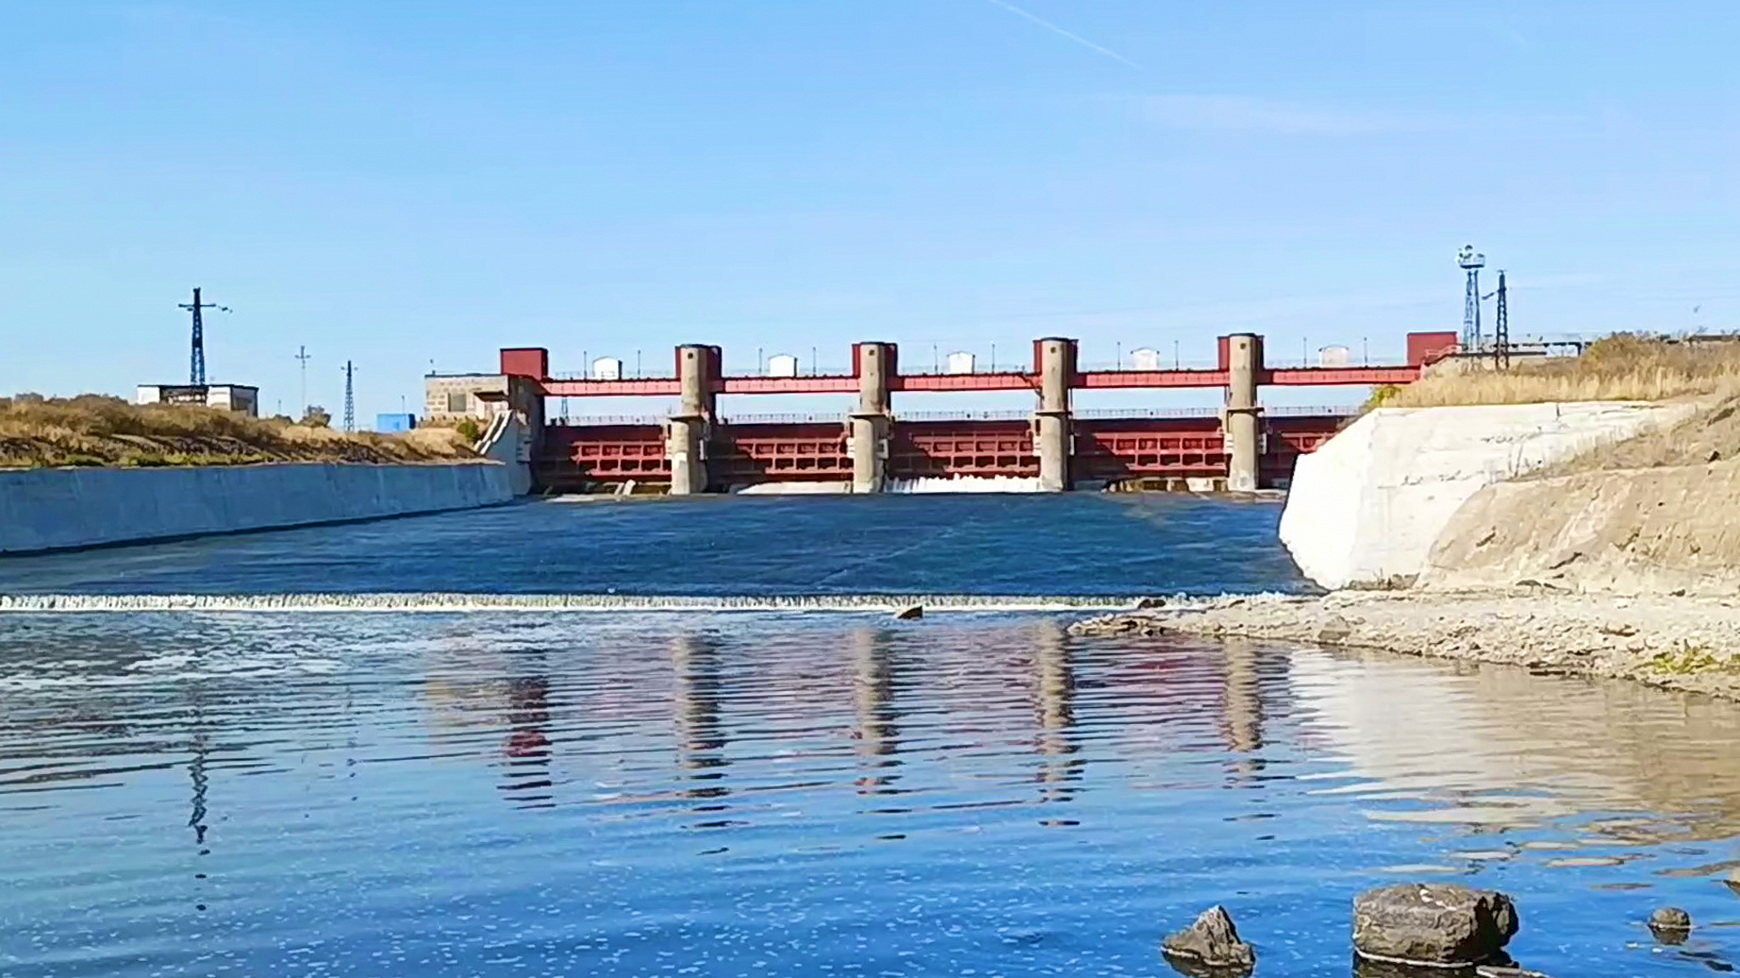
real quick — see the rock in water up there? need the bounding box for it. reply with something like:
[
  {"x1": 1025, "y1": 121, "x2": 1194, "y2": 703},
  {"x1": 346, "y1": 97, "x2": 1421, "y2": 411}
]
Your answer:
[
  {"x1": 1725, "y1": 868, "x2": 1740, "y2": 897},
  {"x1": 892, "y1": 605, "x2": 923, "y2": 620},
  {"x1": 1648, "y1": 906, "x2": 1692, "y2": 944},
  {"x1": 1161, "y1": 905, "x2": 1256, "y2": 976},
  {"x1": 1352, "y1": 883, "x2": 1519, "y2": 967}
]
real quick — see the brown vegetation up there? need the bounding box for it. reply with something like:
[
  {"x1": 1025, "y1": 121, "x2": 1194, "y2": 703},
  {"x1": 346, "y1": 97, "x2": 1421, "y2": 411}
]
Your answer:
[
  {"x1": 1385, "y1": 334, "x2": 1740, "y2": 408},
  {"x1": 0, "y1": 394, "x2": 474, "y2": 468}
]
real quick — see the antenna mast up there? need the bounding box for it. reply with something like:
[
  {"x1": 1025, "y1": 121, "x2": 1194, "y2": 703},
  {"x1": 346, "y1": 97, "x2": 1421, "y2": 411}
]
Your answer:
[
  {"x1": 177, "y1": 288, "x2": 230, "y2": 385},
  {"x1": 1457, "y1": 245, "x2": 1486, "y2": 351},
  {"x1": 342, "y1": 360, "x2": 356, "y2": 433}
]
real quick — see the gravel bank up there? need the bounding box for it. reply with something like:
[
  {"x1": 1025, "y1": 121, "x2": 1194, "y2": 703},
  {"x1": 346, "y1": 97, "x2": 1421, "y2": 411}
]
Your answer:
[{"x1": 1070, "y1": 589, "x2": 1740, "y2": 701}]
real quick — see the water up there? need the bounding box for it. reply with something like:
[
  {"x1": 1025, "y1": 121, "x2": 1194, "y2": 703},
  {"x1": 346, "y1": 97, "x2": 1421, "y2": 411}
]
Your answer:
[
  {"x1": 3, "y1": 496, "x2": 1739, "y2": 977},
  {"x1": 0, "y1": 495, "x2": 1301, "y2": 597}
]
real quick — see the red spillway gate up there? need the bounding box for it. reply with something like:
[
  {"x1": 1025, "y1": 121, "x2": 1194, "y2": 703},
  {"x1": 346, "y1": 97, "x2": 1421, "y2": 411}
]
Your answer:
[{"x1": 534, "y1": 413, "x2": 1349, "y2": 491}]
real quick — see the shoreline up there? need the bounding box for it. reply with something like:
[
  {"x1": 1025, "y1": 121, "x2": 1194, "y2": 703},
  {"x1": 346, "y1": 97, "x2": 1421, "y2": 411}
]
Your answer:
[{"x1": 1070, "y1": 588, "x2": 1740, "y2": 702}]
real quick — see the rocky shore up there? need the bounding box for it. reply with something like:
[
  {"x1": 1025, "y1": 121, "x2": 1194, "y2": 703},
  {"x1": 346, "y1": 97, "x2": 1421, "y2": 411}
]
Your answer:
[{"x1": 1071, "y1": 588, "x2": 1740, "y2": 702}]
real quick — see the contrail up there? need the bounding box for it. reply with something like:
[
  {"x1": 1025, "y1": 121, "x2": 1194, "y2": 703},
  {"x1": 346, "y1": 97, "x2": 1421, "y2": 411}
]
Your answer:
[{"x1": 983, "y1": 0, "x2": 1146, "y2": 72}]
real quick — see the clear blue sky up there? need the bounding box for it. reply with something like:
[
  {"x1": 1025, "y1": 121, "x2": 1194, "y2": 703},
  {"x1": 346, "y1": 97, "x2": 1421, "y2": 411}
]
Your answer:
[{"x1": 4, "y1": 1, "x2": 1739, "y2": 420}]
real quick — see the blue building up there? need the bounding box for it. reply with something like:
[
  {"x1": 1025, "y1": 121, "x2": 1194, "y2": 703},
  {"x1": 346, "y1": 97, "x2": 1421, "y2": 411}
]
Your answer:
[{"x1": 375, "y1": 413, "x2": 417, "y2": 433}]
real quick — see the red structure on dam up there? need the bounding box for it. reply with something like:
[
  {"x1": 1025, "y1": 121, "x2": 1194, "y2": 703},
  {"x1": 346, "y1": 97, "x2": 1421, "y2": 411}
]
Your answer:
[{"x1": 470, "y1": 332, "x2": 1456, "y2": 493}]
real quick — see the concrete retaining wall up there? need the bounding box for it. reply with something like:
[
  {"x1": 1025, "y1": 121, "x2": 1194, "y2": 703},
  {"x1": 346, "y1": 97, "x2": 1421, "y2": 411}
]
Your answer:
[
  {"x1": 1279, "y1": 402, "x2": 1693, "y2": 590},
  {"x1": 0, "y1": 462, "x2": 519, "y2": 555}
]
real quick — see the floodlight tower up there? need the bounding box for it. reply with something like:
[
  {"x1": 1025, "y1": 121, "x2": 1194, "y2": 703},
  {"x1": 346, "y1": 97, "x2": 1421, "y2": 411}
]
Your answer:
[{"x1": 1458, "y1": 245, "x2": 1486, "y2": 351}]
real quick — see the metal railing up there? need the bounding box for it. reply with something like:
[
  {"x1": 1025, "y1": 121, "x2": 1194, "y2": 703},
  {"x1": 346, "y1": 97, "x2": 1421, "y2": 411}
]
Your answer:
[{"x1": 551, "y1": 405, "x2": 1359, "y2": 426}]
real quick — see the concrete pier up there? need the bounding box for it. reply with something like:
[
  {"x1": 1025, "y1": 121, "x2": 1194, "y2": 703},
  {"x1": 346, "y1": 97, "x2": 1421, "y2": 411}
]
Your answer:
[
  {"x1": 1223, "y1": 333, "x2": 1263, "y2": 492},
  {"x1": 1034, "y1": 338, "x2": 1076, "y2": 492},
  {"x1": 849, "y1": 342, "x2": 894, "y2": 493},
  {"x1": 667, "y1": 344, "x2": 718, "y2": 495}
]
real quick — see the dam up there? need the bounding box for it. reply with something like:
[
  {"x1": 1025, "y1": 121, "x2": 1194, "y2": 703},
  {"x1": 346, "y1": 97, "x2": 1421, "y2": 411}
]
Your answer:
[{"x1": 434, "y1": 331, "x2": 1457, "y2": 494}]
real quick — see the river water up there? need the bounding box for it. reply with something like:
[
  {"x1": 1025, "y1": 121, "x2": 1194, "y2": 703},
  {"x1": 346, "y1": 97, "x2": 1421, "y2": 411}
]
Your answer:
[{"x1": 2, "y1": 496, "x2": 1738, "y2": 977}]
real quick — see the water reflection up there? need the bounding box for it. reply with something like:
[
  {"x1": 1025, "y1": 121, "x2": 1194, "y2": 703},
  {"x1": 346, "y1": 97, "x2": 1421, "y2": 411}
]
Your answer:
[
  {"x1": 8, "y1": 613, "x2": 1740, "y2": 978},
  {"x1": 1030, "y1": 619, "x2": 1083, "y2": 804},
  {"x1": 1291, "y1": 646, "x2": 1740, "y2": 841},
  {"x1": 669, "y1": 633, "x2": 727, "y2": 804},
  {"x1": 499, "y1": 667, "x2": 554, "y2": 810},
  {"x1": 850, "y1": 627, "x2": 901, "y2": 795}
]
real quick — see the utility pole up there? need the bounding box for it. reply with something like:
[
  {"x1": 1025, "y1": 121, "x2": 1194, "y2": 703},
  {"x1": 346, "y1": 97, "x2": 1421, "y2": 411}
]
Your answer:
[
  {"x1": 342, "y1": 361, "x2": 356, "y2": 433},
  {"x1": 178, "y1": 288, "x2": 230, "y2": 385},
  {"x1": 294, "y1": 345, "x2": 312, "y2": 418}
]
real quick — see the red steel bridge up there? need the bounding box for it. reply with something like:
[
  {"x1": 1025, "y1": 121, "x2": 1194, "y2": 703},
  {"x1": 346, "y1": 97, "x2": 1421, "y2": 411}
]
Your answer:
[{"x1": 475, "y1": 332, "x2": 1456, "y2": 493}]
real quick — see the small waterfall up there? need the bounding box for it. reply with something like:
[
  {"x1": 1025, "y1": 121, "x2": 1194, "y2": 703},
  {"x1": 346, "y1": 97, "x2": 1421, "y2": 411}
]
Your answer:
[
  {"x1": 0, "y1": 593, "x2": 1152, "y2": 614},
  {"x1": 884, "y1": 476, "x2": 1044, "y2": 494}
]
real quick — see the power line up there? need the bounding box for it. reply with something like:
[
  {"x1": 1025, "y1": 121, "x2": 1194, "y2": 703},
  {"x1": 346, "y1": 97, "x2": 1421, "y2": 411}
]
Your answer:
[{"x1": 177, "y1": 288, "x2": 230, "y2": 385}]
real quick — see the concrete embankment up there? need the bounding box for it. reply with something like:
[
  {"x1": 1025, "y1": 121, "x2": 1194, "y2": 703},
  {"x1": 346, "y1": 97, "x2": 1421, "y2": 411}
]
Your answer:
[
  {"x1": 1423, "y1": 458, "x2": 1740, "y2": 595},
  {"x1": 1076, "y1": 396, "x2": 1740, "y2": 702},
  {"x1": 0, "y1": 462, "x2": 519, "y2": 555},
  {"x1": 1279, "y1": 401, "x2": 1693, "y2": 590}
]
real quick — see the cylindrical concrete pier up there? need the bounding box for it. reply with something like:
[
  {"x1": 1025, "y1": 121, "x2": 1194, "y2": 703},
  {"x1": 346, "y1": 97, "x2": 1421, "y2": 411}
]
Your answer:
[
  {"x1": 849, "y1": 342, "x2": 894, "y2": 494},
  {"x1": 1223, "y1": 333, "x2": 1263, "y2": 492},
  {"x1": 1034, "y1": 337, "x2": 1076, "y2": 492},
  {"x1": 668, "y1": 344, "x2": 717, "y2": 495}
]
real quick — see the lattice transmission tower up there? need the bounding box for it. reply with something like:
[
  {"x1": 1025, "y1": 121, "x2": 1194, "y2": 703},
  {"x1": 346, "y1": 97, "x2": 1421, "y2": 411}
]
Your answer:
[
  {"x1": 177, "y1": 288, "x2": 230, "y2": 385},
  {"x1": 342, "y1": 360, "x2": 356, "y2": 433},
  {"x1": 1492, "y1": 270, "x2": 1509, "y2": 369},
  {"x1": 1458, "y1": 245, "x2": 1486, "y2": 351}
]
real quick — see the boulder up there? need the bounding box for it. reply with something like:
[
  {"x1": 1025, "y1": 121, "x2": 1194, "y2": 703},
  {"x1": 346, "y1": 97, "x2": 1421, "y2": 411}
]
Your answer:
[
  {"x1": 1352, "y1": 883, "x2": 1518, "y2": 967},
  {"x1": 1161, "y1": 905, "x2": 1255, "y2": 976},
  {"x1": 1648, "y1": 906, "x2": 1691, "y2": 944},
  {"x1": 1725, "y1": 868, "x2": 1740, "y2": 897},
  {"x1": 892, "y1": 604, "x2": 923, "y2": 620}
]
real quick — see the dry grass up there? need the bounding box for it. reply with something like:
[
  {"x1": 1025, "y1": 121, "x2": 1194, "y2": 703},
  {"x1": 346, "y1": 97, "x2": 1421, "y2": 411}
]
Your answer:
[
  {"x1": 0, "y1": 394, "x2": 475, "y2": 468},
  {"x1": 1377, "y1": 334, "x2": 1740, "y2": 409}
]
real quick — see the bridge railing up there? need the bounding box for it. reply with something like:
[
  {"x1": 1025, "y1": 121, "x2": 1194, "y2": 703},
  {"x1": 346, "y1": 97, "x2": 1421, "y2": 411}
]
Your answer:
[{"x1": 549, "y1": 405, "x2": 1359, "y2": 426}]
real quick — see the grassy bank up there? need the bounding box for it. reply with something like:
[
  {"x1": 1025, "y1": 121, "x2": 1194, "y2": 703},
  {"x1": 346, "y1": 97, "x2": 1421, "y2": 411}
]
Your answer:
[
  {"x1": 1377, "y1": 334, "x2": 1740, "y2": 409},
  {"x1": 0, "y1": 395, "x2": 474, "y2": 467}
]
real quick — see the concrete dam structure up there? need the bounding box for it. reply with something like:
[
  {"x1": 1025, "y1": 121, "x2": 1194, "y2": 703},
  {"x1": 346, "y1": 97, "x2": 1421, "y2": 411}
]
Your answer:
[{"x1": 450, "y1": 332, "x2": 1457, "y2": 494}]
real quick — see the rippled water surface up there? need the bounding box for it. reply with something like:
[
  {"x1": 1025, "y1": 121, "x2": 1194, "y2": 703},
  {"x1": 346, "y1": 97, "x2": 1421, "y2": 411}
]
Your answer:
[{"x1": 3, "y1": 497, "x2": 1739, "y2": 977}]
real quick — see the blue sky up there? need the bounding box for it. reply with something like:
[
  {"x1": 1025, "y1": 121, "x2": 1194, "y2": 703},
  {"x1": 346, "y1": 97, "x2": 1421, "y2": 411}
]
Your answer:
[{"x1": 4, "y1": 1, "x2": 1739, "y2": 420}]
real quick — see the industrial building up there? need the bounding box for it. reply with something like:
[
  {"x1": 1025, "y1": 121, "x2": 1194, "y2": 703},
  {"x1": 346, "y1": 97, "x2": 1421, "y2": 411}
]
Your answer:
[{"x1": 135, "y1": 384, "x2": 260, "y2": 417}]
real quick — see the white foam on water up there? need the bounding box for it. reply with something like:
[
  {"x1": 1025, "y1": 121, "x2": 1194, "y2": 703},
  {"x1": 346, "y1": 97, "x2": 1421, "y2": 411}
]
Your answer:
[
  {"x1": 0, "y1": 593, "x2": 1150, "y2": 614},
  {"x1": 884, "y1": 476, "x2": 1044, "y2": 493}
]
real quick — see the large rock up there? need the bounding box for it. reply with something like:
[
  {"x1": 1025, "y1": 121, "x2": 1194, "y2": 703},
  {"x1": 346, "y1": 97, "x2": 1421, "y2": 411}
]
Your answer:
[
  {"x1": 1279, "y1": 402, "x2": 1691, "y2": 590},
  {"x1": 1352, "y1": 883, "x2": 1518, "y2": 966},
  {"x1": 1161, "y1": 905, "x2": 1255, "y2": 976},
  {"x1": 1648, "y1": 906, "x2": 1691, "y2": 944}
]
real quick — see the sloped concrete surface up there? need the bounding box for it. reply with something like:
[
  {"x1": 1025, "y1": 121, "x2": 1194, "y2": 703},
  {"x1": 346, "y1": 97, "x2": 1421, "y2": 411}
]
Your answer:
[
  {"x1": 1279, "y1": 402, "x2": 1692, "y2": 589},
  {"x1": 0, "y1": 462, "x2": 518, "y2": 554}
]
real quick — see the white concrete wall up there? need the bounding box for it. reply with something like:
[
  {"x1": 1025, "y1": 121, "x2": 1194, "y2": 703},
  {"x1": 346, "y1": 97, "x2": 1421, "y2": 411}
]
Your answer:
[
  {"x1": 0, "y1": 462, "x2": 519, "y2": 555},
  {"x1": 1279, "y1": 402, "x2": 1693, "y2": 590}
]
